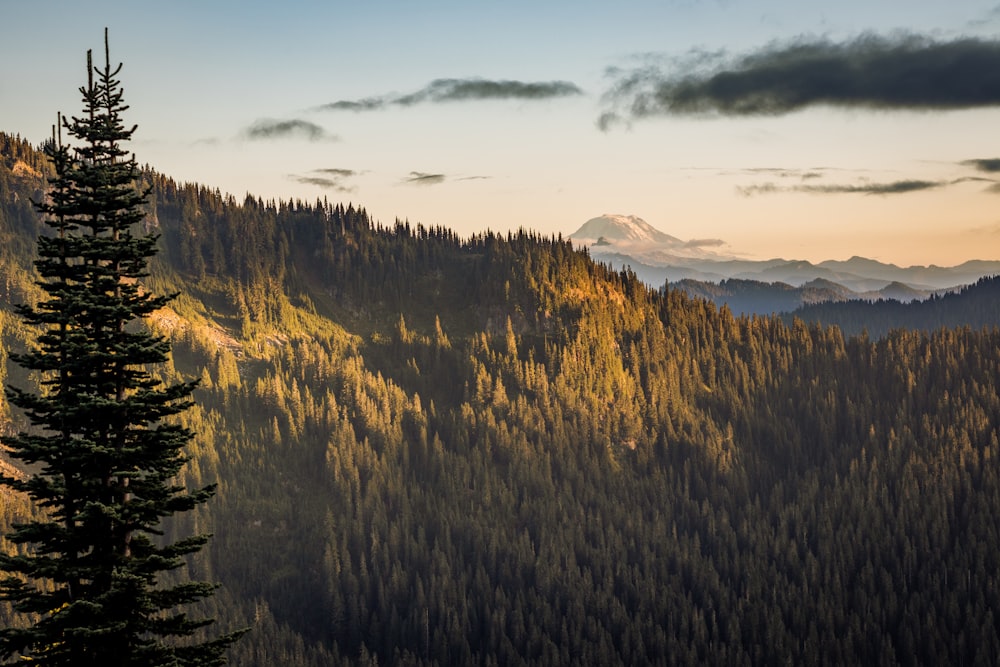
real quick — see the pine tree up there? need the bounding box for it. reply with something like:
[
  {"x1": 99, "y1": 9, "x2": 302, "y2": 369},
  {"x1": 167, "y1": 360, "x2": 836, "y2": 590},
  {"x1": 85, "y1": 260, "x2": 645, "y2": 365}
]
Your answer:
[{"x1": 0, "y1": 30, "x2": 243, "y2": 666}]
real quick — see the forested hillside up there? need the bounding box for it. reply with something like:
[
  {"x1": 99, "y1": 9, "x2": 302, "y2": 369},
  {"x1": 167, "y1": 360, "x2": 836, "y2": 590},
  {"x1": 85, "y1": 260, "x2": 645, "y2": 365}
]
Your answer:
[
  {"x1": 3, "y1": 132, "x2": 1000, "y2": 665},
  {"x1": 786, "y1": 275, "x2": 1000, "y2": 337},
  {"x1": 672, "y1": 277, "x2": 851, "y2": 316}
]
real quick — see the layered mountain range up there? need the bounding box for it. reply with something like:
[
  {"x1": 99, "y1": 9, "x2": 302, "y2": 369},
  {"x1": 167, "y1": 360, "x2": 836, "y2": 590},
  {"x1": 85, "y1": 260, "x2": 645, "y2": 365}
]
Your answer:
[{"x1": 570, "y1": 214, "x2": 1000, "y2": 314}]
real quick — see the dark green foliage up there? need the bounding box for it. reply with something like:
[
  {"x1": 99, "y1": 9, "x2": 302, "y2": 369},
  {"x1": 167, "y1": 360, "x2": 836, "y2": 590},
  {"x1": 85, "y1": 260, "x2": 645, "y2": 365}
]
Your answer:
[
  {"x1": 2, "y1": 125, "x2": 1000, "y2": 665},
  {"x1": 0, "y1": 35, "x2": 240, "y2": 665}
]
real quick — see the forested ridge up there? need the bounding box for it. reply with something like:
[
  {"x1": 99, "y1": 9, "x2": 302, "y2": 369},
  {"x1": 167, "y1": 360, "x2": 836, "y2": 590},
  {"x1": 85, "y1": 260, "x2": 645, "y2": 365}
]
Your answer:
[
  {"x1": 2, "y1": 132, "x2": 1000, "y2": 665},
  {"x1": 786, "y1": 276, "x2": 1000, "y2": 338}
]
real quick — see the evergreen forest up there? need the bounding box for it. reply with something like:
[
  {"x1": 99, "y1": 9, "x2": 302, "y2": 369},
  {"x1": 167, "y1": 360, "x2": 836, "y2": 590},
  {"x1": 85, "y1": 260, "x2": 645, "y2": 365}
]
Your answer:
[
  {"x1": 2, "y1": 131, "x2": 1000, "y2": 665},
  {"x1": 786, "y1": 276, "x2": 1000, "y2": 338}
]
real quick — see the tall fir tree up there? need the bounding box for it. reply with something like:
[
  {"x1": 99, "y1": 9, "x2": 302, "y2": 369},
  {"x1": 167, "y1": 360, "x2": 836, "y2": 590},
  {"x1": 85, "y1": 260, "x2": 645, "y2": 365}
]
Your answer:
[{"x1": 0, "y1": 30, "x2": 242, "y2": 666}]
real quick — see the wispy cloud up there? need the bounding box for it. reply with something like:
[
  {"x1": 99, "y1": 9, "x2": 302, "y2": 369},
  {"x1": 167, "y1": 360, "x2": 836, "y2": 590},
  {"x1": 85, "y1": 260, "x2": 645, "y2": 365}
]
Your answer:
[
  {"x1": 243, "y1": 118, "x2": 336, "y2": 142},
  {"x1": 737, "y1": 183, "x2": 781, "y2": 196},
  {"x1": 684, "y1": 165, "x2": 834, "y2": 180},
  {"x1": 741, "y1": 167, "x2": 827, "y2": 180},
  {"x1": 292, "y1": 168, "x2": 359, "y2": 193},
  {"x1": 798, "y1": 180, "x2": 944, "y2": 195},
  {"x1": 314, "y1": 168, "x2": 358, "y2": 178},
  {"x1": 319, "y1": 78, "x2": 583, "y2": 112},
  {"x1": 601, "y1": 34, "x2": 1000, "y2": 126},
  {"x1": 684, "y1": 238, "x2": 727, "y2": 248},
  {"x1": 738, "y1": 176, "x2": 993, "y2": 197},
  {"x1": 403, "y1": 171, "x2": 446, "y2": 186},
  {"x1": 965, "y1": 222, "x2": 1000, "y2": 234},
  {"x1": 967, "y1": 5, "x2": 1000, "y2": 30}
]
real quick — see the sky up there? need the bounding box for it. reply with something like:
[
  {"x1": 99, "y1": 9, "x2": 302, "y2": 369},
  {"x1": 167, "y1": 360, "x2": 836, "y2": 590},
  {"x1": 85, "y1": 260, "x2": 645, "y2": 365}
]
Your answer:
[{"x1": 4, "y1": 0, "x2": 1000, "y2": 266}]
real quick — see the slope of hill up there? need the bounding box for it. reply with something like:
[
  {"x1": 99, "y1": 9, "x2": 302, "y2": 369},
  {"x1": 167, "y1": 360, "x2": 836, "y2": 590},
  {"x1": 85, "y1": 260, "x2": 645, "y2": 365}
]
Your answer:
[{"x1": 3, "y1": 134, "x2": 1000, "y2": 665}]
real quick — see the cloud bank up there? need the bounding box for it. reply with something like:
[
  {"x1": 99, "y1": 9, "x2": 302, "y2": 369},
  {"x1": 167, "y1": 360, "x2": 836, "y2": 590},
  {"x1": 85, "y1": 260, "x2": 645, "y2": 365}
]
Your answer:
[
  {"x1": 602, "y1": 34, "x2": 1000, "y2": 125},
  {"x1": 320, "y1": 78, "x2": 583, "y2": 111},
  {"x1": 244, "y1": 118, "x2": 335, "y2": 142}
]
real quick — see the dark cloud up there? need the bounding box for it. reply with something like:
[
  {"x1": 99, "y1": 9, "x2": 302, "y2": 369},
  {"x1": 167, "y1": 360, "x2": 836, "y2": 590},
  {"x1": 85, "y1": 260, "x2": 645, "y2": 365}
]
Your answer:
[
  {"x1": 737, "y1": 179, "x2": 940, "y2": 197},
  {"x1": 292, "y1": 168, "x2": 358, "y2": 193},
  {"x1": 602, "y1": 34, "x2": 1000, "y2": 124},
  {"x1": 321, "y1": 99, "x2": 384, "y2": 112},
  {"x1": 314, "y1": 168, "x2": 358, "y2": 178},
  {"x1": 295, "y1": 176, "x2": 347, "y2": 190},
  {"x1": 738, "y1": 176, "x2": 993, "y2": 197},
  {"x1": 244, "y1": 118, "x2": 335, "y2": 142},
  {"x1": 799, "y1": 180, "x2": 945, "y2": 195},
  {"x1": 319, "y1": 78, "x2": 583, "y2": 112},
  {"x1": 962, "y1": 158, "x2": 1000, "y2": 173},
  {"x1": 403, "y1": 172, "x2": 446, "y2": 186},
  {"x1": 737, "y1": 183, "x2": 781, "y2": 197}
]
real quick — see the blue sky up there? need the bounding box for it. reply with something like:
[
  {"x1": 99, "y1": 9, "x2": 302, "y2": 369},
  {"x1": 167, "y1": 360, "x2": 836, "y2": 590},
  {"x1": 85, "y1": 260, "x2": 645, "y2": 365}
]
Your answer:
[{"x1": 4, "y1": 0, "x2": 1000, "y2": 265}]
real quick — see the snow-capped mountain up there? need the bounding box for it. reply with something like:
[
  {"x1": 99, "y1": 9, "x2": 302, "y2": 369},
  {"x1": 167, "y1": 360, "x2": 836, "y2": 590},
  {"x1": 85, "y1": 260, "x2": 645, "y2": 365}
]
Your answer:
[
  {"x1": 566, "y1": 214, "x2": 1000, "y2": 305},
  {"x1": 568, "y1": 214, "x2": 734, "y2": 262},
  {"x1": 569, "y1": 214, "x2": 681, "y2": 246}
]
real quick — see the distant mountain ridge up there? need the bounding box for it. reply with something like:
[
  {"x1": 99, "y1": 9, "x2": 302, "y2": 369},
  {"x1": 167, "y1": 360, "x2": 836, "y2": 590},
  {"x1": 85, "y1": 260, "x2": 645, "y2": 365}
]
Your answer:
[
  {"x1": 570, "y1": 214, "x2": 1000, "y2": 312},
  {"x1": 786, "y1": 275, "x2": 1000, "y2": 337},
  {"x1": 672, "y1": 277, "x2": 953, "y2": 316}
]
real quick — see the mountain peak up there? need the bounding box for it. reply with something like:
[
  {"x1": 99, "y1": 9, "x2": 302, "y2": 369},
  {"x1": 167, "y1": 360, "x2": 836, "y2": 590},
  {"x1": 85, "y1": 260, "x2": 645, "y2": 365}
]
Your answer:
[{"x1": 569, "y1": 214, "x2": 681, "y2": 246}]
